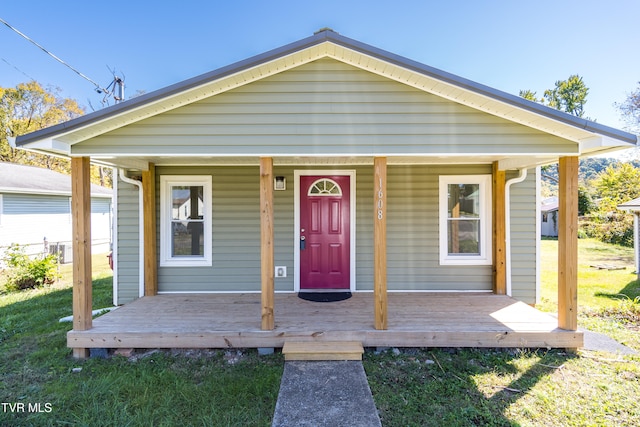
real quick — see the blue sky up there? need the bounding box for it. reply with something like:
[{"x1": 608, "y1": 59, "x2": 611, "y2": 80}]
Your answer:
[{"x1": 1, "y1": 0, "x2": 639, "y2": 131}]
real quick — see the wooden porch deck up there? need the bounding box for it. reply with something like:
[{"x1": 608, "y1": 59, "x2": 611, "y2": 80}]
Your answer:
[{"x1": 67, "y1": 293, "x2": 583, "y2": 350}]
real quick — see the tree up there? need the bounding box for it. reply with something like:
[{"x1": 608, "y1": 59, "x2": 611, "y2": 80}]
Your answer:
[
  {"x1": 543, "y1": 75, "x2": 588, "y2": 118},
  {"x1": 1, "y1": 81, "x2": 83, "y2": 172},
  {"x1": 616, "y1": 82, "x2": 640, "y2": 134},
  {"x1": 519, "y1": 74, "x2": 589, "y2": 117},
  {"x1": 519, "y1": 89, "x2": 538, "y2": 102},
  {"x1": 521, "y1": 76, "x2": 590, "y2": 198},
  {"x1": 582, "y1": 163, "x2": 640, "y2": 246},
  {"x1": 592, "y1": 163, "x2": 640, "y2": 208},
  {"x1": 1, "y1": 81, "x2": 112, "y2": 186}
]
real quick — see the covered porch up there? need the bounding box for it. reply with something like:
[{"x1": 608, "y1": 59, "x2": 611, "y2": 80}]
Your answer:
[
  {"x1": 66, "y1": 155, "x2": 581, "y2": 357},
  {"x1": 67, "y1": 292, "x2": 582, "y2": 350}
]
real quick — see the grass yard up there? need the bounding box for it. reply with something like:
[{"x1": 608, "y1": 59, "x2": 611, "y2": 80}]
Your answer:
[
  {"x1": 538, "y1": 238, "x2": 640, "y2": 349},
  {"x1": 0, "y1": 255, "x2": 283, "y2": 426},
  {"x1": 1, "y1": 239, "x2": 639, "y2": 426},
  {"x1": 365, "y1": 238, "x2": 640, "y2": 426}
]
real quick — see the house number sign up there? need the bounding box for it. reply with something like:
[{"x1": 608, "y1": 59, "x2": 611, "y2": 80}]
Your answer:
[{"x1": 377, "y1": 178, "x2": 384, "y2": 220}]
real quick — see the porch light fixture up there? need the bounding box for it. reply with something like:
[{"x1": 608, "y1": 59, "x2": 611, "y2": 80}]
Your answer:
[{"x1": 274, "y1": 176, "x2": 286, "y2": 191}]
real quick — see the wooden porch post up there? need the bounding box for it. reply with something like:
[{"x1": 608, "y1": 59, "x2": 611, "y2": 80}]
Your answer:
[
  {"x1": 260, "y1": 157, "x2": 275, "y2": 330},
  {"x1": 71, "y1": 157, "x2": 92, "y2": 359},
  {"x1": 558, "y1": 156, "x2": 579, "y2": 331},
  {"x1": 142, "y1": 163, "x2": 157, "y2": 296},
  {"x1": 493, "y1": 162, "x2": 507, "y2": 294},
  {"x1": 374, "y1": 157, "x2": 388, "y2": 330}
]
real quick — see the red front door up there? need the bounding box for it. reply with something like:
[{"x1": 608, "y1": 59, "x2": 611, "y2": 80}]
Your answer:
[{"x1": 299, "y1": 175, "x2": 351, "y2": 290}]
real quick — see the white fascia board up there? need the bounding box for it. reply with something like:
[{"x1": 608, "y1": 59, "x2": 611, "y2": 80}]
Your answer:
[
  {"x1": 22, "y1": 138, "x2": 71, "y2": 154},
  {"x1": 618, "y1": 206, "x2": 638, "y2": 212},
  {"x1": 497, "y1": 156, "x2": 570, "y2": 170},
  {"x1": 580, "y1": 135, "x2": 636, "y2": 151},
  {"x1": 73, "y1": 156, "x2": 151, "y2": 171}
]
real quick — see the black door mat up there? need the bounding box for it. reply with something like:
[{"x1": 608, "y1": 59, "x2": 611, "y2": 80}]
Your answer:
[{"x1": 298, "y1": 292, "x2": 352, "y2": 302}]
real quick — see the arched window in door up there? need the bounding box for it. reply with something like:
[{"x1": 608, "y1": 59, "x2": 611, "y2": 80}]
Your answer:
[{"x1": 308, "y1": 178, "x2": 342, "y2": 196}]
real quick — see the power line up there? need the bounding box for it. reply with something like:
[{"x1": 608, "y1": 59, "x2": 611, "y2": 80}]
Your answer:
[
  {"x1": 1, "y1": 56, "x2": 36, "y2": 81},
  {"x1": 0, "y1": 16, "x2": 108, "y2": 94}
]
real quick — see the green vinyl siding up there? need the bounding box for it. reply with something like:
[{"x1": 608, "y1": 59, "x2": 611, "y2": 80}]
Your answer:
[
  {"x1": 508, "y1": 169, "x2": 538, "y2": 304},
  {"x1": 75, "y1": 59, "x2": 577, "y2": 157},
  {"x1": 146, "y1": 164, "x2": 496, "y2": 294},
  {"x1": 156, "y1": 166, "x2": 263, "y2": 292},
  {"x1": 385, "y1": 165, "x2": 493, "y2": 291},
  {"x1": 116, "y1": 177, "x2": 140, "y2": 304}
]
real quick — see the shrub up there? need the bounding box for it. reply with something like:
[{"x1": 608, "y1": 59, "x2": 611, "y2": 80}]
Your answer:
[
  {"x1": 2, "y1": 244, "x2": 59, "y2": 291},
  {"x1": 580, "y1": 212, "x2": 634, "y2": 247}
]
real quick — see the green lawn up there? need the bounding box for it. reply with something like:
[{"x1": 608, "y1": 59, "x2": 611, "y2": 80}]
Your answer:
[
  {"x1": 365, "y1": 238, "x2": 640, "y2": 426},
  {"x1": 538, "y1": 238, "x2": 640, "y2": 349},
  {"x1": 0, "y1": 255, "x2": 283, "y2": 426},
  {"x1": 1, "y1": 241, "x2": 639, "y2": 426}
]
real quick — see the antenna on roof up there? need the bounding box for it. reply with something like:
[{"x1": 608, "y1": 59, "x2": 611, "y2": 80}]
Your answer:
[
  {"x1": 113, "y1": 76, "x2": 125, "y2": 102},
  {"x1": 101, "y1": 68, "x2": 125, "y2": 104}
]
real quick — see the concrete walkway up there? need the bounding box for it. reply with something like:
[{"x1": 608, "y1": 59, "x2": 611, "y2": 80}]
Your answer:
[
  {"x1": 272, "y1": 361, "x2": 381, "y2": 427},
  {"x1": 582, "y1": 329, "x2": 637, "y2": 355},
  {"x1": 270, "y1": 332, "x2": 636, "y2": 426}
]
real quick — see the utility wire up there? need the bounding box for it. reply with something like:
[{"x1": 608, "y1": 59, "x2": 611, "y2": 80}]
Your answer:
[
  {"x1": 1, "y1": 56, "x2": 36, "y2": 81},
  {"x1": 0, "y1": 16, "x2": 108, "y2": 94}
]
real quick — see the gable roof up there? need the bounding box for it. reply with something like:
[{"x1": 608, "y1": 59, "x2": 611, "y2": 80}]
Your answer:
[
  {"x1": 618, "y1": 197, "x2": 640, "y2": 211},
  {"x1": 15, "y1": 29, "x2": 637, "y2": 167},
  {"x1": 541, "y1": 197, "x2": 559, "y2": 213},
  {"x1": 0, "y1": 162, "x2": 112, "y2": 197}
]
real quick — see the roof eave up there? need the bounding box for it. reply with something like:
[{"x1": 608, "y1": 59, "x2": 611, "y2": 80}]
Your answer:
[{"x1": 618, "y1": 198, "x2": 640, "y2": 211}]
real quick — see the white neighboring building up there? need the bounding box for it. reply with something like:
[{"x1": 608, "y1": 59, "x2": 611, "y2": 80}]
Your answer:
[
  {"x1": 618, "y1": 197, "x2": 640, "y2": 280},
  {"x1": 541, "y1": 197, "x2": 559, "y2": 237},
  {"x1": 0, "y1": 163, "x2": 112, "y2": 263}
]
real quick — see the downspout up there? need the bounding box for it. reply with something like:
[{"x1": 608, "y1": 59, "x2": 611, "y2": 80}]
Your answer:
[
  {"x1": 118, "y1": 169, "x2": 144, "y2": 298},
  {"x1": 111, "y1": 171, "x2": 118, "y2": 306},
  {"x1": 505, "y1": 168, "x2": 528, "y2": 296}
]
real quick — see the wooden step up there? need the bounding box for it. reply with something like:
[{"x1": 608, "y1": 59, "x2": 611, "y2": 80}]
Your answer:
[{"x1": 282, "y1": 341, "x2": 364, "y2": 361}]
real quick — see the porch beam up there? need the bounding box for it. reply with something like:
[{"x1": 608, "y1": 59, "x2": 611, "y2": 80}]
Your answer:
[
  {"x1": 374, "y1": 157, "x2": 388, "y2": 330},
  {"x1": 71, "y1": 157, "x2": 92, "y2": 359},
  {"x1": 493, "y1": 162, "x2": 507, "y2": 294},
  {"x1": 142, "y1": 163, "x2": 157, "y2": 296},
  {"x1": 260, "y1": 157, "x2": 275, "y2": 330},
  {"x1": 558, "y1": 156, "x2": 579, "y2": 331}
]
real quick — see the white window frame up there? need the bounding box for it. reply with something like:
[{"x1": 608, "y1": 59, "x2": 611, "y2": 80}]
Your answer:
[
  {"x1": 438, "y1": 175, "x2": 492, "y2": 266},
  {"x1": 160, "y1": 175, "x2": 212, "y2": 267}
]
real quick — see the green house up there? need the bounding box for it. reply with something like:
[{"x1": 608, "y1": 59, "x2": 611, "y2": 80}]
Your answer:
[{"x1": 16, "y1": 30, "x2": 637, "y2": 358}]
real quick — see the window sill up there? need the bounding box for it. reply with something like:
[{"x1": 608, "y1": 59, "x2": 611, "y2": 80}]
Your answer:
[{"x1": 160, "y1": 258, "x2": 212, "y2": 268}]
